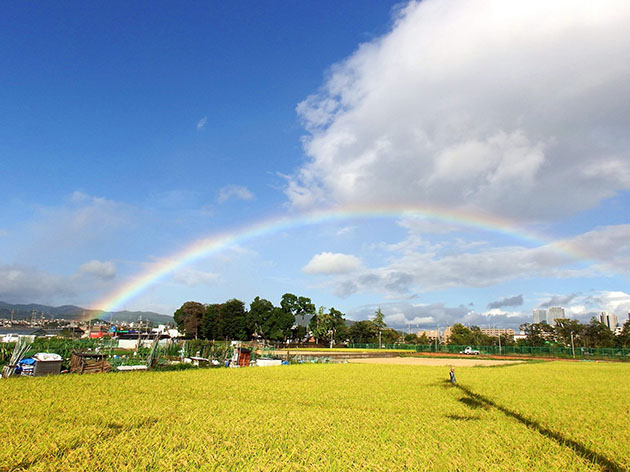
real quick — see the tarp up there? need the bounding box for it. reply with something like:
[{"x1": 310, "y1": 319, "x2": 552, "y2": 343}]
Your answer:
[
  {"x1": 19, "y1": 357, "x2": 36, "y2": 365},
  {"x1": 33, "y1": 353, "x2": 63, "y2": 362}
]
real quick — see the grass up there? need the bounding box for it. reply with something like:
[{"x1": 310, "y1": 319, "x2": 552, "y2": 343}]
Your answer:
[{"x1": 0, "y1": 362, "x2": 628, "y2": 471}]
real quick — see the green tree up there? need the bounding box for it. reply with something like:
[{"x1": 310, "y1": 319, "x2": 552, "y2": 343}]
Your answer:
[
  {"x1": 554, "y1": 318, "x2": 584, "y2": 347},
  {"x1": 447, "y1": 324, "x2": 472, "y2": 345},
  {"x1": 247, "y1": 297, "x2": 275, "y2": 339},
  {"x1": 371, "y1": 308, "x2": 386, "y2": 347},
  {"x1": 381, "y1": 328, "x2": 401, "y2": 344},
  {"x1": 615, "y1": 320, "x2": 630, "y2": 348},
  {"x1": 201, "y1": 303, "x2": 222, "y2": 340},
  {"x1": 173, "y1": 301, "x2": 205, "y2": 339},
  {"x1": 310, "y1": 307, "x2": 347, "y2": 347},
  {"x1": 520, "y1": 322, "x2": 554, "y2": 346},
  {"x1": 220, "y1": 299, "x2": 248, "y2": 341},
  {"x1": 581, "y1": 318, "x2": 615, "y2": 348},
  {"x1": 280, "y1": 293, "x2": 315, "y2": 327},
  {"x1": 348, "y1": 320, "x2": 378, "y2": 343},
  {"x1": 404, "y1": 333, "x2": 419, "y2": 344},
  {"x1": 268, "y1": 306, "x2": 295, "y2": 341}
]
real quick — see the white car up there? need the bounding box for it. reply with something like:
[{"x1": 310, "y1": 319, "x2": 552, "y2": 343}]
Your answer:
[{"x1": 460, "y1": 346, "x2": 480, "y2": 355}]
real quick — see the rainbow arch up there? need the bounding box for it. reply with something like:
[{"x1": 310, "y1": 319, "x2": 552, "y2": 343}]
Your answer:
[{"x1": 89, "y1": 204, "x2": 582, "y2": 317}]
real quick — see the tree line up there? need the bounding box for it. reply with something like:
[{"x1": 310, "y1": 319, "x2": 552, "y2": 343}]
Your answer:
[
  {"x1": 173, "y1": 297, "x2": 410, "y2": 345},
  {"x1": 173, "y1": 293, "x2": 351, "y2": 345},
  {"x1": 447, "y1": 318, "x2": 630, "y2": 348},
  {"x1": 175, "y1": 295, "x2": 630, "y2": 348},
  {"x1": 519, "y1": 318, "x2": 630, "y2": 348}
]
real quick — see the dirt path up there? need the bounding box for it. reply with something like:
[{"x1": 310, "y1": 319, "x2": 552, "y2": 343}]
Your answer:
[{"x1": 348, "y1": 357, "x2": 524, "y2": 367}]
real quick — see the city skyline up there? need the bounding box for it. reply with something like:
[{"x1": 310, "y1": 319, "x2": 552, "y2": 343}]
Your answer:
[{"x1": 1, "y1": 0, "x2": 629, "y2": 329}]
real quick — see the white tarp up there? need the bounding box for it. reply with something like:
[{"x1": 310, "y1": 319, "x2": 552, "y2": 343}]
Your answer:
[{"x1": 33, "y1": 353, "x2": 62, "y2": 362}]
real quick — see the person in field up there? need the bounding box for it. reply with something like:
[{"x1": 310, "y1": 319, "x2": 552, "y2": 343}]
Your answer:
[{"x1": 449, "y1": 366, "x2": 456, "y2": 383}]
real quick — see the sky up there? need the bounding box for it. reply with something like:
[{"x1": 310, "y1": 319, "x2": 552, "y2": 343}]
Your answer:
[{"x1": 1, "y1": 0, "x2": 629, "y2": 330}]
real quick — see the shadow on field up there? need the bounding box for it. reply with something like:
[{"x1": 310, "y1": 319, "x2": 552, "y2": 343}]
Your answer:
[
  {"x1": 8, "y1": 417, "x2": 160, "y2": 471},
  {"x1": 445, "y1": 414, "x2": 480, "y2": 421},
  {"x1": 454, "y1": 384, "x2": 624, "y2": 472}
]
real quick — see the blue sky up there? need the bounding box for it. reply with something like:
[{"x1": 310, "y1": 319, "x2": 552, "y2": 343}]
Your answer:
[{"x1": 1, "y1": 0, "x2": 629, "y2": 330}]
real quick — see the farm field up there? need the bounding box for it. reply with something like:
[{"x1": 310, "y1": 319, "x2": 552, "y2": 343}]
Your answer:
[{"x1": 0, "y1": 362, "x2": 628, "y2": 471}]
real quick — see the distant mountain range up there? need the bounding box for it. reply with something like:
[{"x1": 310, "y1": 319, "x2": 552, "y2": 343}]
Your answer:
[{"x1": 0, "y1": 301, "x2": 173, "y2": 324}]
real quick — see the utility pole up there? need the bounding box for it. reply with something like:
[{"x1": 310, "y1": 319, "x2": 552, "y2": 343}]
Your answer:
[
  {"x1": 570, "y1": 332, "x2": 575, "y2": 359},
  {"x1": 498, "y1": 333, "x2": 502, "y2": 356}
]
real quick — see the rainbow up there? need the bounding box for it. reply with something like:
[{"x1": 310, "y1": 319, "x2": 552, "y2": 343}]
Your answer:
[{"x1": 89, "y1": 204, "x2": 583, "y2": 317}]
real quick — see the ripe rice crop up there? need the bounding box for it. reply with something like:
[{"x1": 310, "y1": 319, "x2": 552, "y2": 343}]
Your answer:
[{"x1": 0, "y1": 362, "x2": 628, "y2": 471}]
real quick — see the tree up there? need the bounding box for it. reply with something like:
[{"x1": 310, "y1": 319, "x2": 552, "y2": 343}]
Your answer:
[
  {"x1": 381, "y1": 328, "x2": 401, "y2": 345},
  {"x1": 447, "y1": 324, "x2": 473, "y2": 345},
  {"x1": 268, "y1": 306, "x2": 295, "y2": 341},
  {"x1": 201, "y1": 304, "x2": 222, "y2": 340},
  {"x1": 310, "y1": 307, "x2": 347, "y2": 347},
  {"x1": 173, "y1": 301, "x2": 205, "y2": 339},
  {"x1": 404, "y1": 333, "x2": 419, "y2": 344},
  {"x1": 247, "y1": 297, "x2": 275, "y2": 339},
  {"x1": 220, "y1": 299, "x2": 248, "y2": 341},
  {"x1": 520, "y1": 322, "x2": 554, "y2": 346},
  {"x1": 582, "y1": 318, "x2": 615, "y2": 348},
  {"x1": 371, "y1": 308, "x2": 386, "y2": 347},
  {"x1": 554, "y1": 318, "x2": 584, "y2": 347},
  {"x1": 616, "y1": 320, "x2": 630, "y2": 348},
  {"x1": 280, "y1": 293, "x2": 315, "y2": 327},
  {"x1": 348, "y1": 320, "x2": 378, "y2": 344}
]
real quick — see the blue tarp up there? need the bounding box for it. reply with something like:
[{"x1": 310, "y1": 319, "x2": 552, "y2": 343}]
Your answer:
[{"x1": 19, "y1": 357, "x2": 36, "y2": 365}]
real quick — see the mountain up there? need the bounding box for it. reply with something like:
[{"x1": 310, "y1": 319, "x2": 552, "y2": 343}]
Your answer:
[{"x1": 0, "y1": 301, "x2": 173, "y2": 324}]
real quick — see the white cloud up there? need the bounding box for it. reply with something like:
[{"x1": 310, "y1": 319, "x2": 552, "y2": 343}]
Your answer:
[
  {"x1": 78, "y1": 260, "x2": 116, "y2": 280},
  {"x1": 173, "y1": 268, "x2": 219, "y2": 288},
  {"x1": 302, "y1": 252, "x2": 362, "y2": 275},
  {"x1": 289, "y1": 0, "x2": 630, "y2": 220},
  {"x1": 336, "y1": 226, "x2": 356, "y2": 236},
  {"x1": 196, "y1": 117, "x2": 207, "y2": 130},
  {"x1": 563, "y1": 224, "x2": 630, "y2": 273},
  {"x1": 217, "y1": 185, "x2": 255, "y2": 203}
]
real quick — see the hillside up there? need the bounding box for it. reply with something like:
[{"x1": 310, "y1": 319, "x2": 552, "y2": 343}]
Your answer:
[{"x1": 0, "y1": 301, "x2": 172, "y2": 324}]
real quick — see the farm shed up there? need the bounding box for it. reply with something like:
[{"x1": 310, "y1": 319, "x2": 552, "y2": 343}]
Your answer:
[
  {"x1": 232, "y1": 347, "x2": 251, "y2": 367},
  {"x1": 69, "y1": 352, "x2": 111, "y2": 374}
]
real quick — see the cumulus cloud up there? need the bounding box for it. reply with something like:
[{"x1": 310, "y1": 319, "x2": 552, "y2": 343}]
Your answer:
[
  {"x1": 488, "y1": 294, "x2": 523, "y2": 309},
  {"x1": 329, "y1": 243, "x2": 576, "y2": 298},
  {"x1": 288, "y1": 0, "x2": 630, "y2": 220},
  {"x1": 78, "y1": 260, "x2": 116, "y2": 280},
  {"x1": 349, "y1": 302, "x2": 525, "y2": 329},
  {"x1": 173, "y1": 268, "x2": 219, "y2": 287},
  {"x1": 564, "y1": 224, "x2": 630, "y2": 273},
  {"x1": 217, "y1": 185, "x2": 254, "y2": 203},
  {"x1": 303, "y1": 252, "x2": 363, "y2": 275}
]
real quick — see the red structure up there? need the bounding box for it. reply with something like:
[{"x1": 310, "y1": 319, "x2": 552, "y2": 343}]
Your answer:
[{"x1": 236, "y1": 347, "x2": 251, "y2": 367}]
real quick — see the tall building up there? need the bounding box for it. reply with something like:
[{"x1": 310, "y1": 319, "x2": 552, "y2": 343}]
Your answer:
[
  {"x1": 533, "y1": 309, "x2": 548, "y2": 324},
  {"x1": 598, "y1": 312, "x2": 618, "y2": 331},
  {"x1": 547, "y1": 307, "x2": 565, "y2": 324}
]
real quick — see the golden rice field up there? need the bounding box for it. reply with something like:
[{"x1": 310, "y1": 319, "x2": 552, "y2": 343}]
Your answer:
[{"x1": 0, "y1": 361, "x2": 628, "y2": 471}]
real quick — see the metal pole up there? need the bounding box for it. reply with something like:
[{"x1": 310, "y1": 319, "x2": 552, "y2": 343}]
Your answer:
[
  {"x1": 498, "y1": 333, "x2": 502, "y2": 356},
  {"x1": 571, "y1": 332, "x2": 575, "y2": 359}
]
